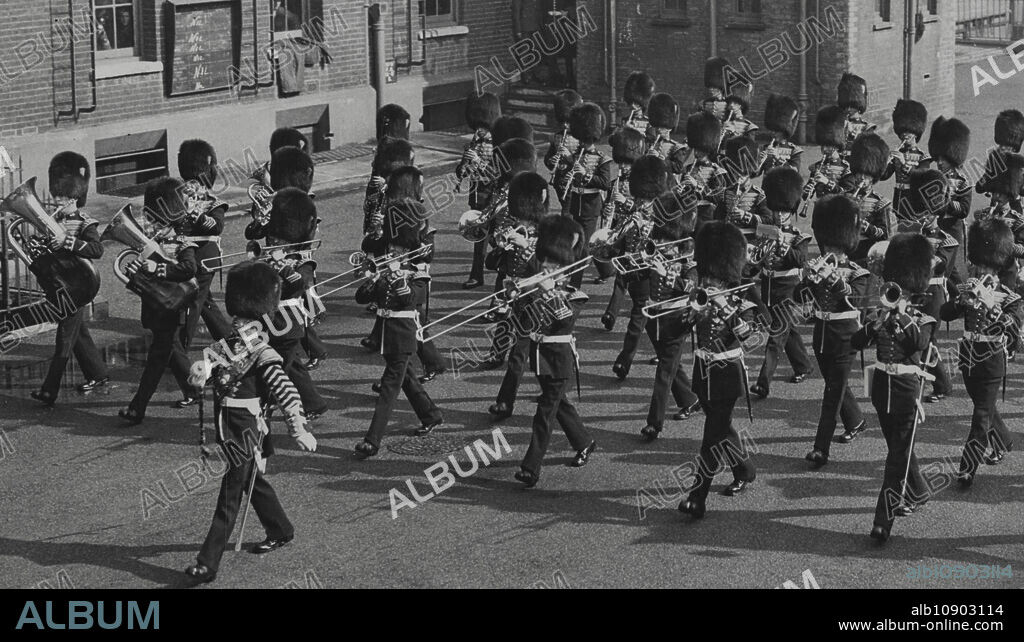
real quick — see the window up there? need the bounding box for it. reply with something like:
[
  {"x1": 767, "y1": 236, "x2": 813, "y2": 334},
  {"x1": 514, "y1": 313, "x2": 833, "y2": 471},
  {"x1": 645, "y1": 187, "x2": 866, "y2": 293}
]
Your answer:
[
  {"x1": 273, "y1": 0, "x2": 324, "y2": 37},
  {"x1": 93, "y1": 0, "x2": 137, "y2": 59},
  {"x1": 419, "y1": 0, "x2": 456, "y2": 27},
  {"x1": 736, "y1": 0, "x2": 761, "y2": 14},
  {"x1": 662, "y1": 0, "x2": 687, "y2": 16},
  {"x1": 926, "y1": 0, "x2": 938, "y2": 16},
  {"x1": 876, "y1": 0, "x2": 892, "y2": 23}
]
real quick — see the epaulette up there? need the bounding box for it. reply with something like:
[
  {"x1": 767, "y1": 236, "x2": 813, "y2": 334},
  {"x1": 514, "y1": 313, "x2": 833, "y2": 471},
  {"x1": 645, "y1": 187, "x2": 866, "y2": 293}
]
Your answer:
[
  {"x1": 789, "y1": 231, "x2": 813, "y2": 246},
  {"x1": 565, "y1": 287, "x2": 589, "y2": 304},
  {"x1": 72, "y1": 210, "x2": 99, "y2": 228},
  {"x1": 738, "y1": 299, "x2": 758, "y2": 313},
  {"x1": 998, "y1": 289, "x2": 1021, "y2": 307},
  {"x1": 914, "y1": 310, "x2": 938, "y2": 327},
  {"x1": 847, "y1": 262, "x2": 870, "y2": 279},
  {"x1": 253, "y1": 344, "x2": 284, "y2": 368}
]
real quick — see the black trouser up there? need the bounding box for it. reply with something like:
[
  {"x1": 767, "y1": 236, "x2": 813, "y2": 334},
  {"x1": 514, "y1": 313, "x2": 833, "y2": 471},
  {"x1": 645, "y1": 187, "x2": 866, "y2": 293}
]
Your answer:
[
  {"x1": 273, "y1": 336, "x2": 327, "y2": 414},
  {"x1": 961, "y1": 374, "x2": 1013, "y2": 475},
  {"x1": 365, "y1": 352, "x2": 442, "y2": 448},
  {"x1": 182, "y1": 272, "x2": 231, "y2": 348},
  {"x1": 301, "y1": 326, "x2": 328, "y2": 360},
  {"x1": 570, "y1": 215, "x2": 614, "y2": 286},
  {"x1": 469, "y1": 237, "x2": 487, "y2": 284},
  {"x1": 938, "y1": 217, "x2": 966, "y2": 289},
  {"x1": 872, "y1": 384, "x2": 926, "y2": 530},
  {"x1": 130, "y1": 326, "x2": 192, "y2": 415},
  {"x1": 812, "y1": 350, "x2": 864, "y2": 456},
  {"x1": 521, "y1": 375, "x2": 592, "y2": 476},
  {"x1": 645, "y1": 317, "x2": 698, "y2": 428},
  {"x1": 755, "y1": 298, "x2": 812, "y2": 390},
  {"x1": 688, "y1": 395, "x2": 755, "y2": 503},
  {"x1": 197, "y1": 428, "x2": 292, "y2": 572},
  {"x1": 496, "y1": 335, "x2": 531, "y2": 409},
  {"x1": 41, "y1": 308, "x2": 108, "y2": 398},
  {"x1": 603, "y1": 274, "x2": 628, "y2": 319},
  {"x1": 614, "y1": 279, "x2": 651, "y2": 371}
]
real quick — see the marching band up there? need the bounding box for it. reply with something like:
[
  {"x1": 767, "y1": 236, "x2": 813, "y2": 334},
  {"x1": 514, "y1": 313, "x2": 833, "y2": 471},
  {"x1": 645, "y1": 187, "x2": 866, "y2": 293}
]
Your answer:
[{"x1": 6, "y1": 55, "x2": 1024, "y2": 583}]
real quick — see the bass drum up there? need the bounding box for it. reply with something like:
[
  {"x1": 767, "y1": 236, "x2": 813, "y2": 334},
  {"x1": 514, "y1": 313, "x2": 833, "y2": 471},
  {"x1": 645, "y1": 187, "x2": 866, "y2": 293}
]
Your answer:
[{"x1": 27, "y1": 250, "x2": 101, "y2": 310}]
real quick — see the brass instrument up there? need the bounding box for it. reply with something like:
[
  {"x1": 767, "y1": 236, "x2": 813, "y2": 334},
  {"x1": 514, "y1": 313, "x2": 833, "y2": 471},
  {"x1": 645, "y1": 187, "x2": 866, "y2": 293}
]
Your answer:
[
  {"x1": 458, "y1": 185, "x2": 508, "y2": 243},
  {"x1": 312, "y1": 245, "x2": 434, "y2": 300},
  {"x1": 366, "y1": 178, "x2": 388, "y2": 240},
  {"x1": 417, "y1": 256, "x2": 592, "y2": 342},
  {"x1": 2, "y1": 177, "x2": 100, "y2": 308},
  {"x1": 957, "y1": 274, "x2": 998, "y2": 310},
  {"x1": 454, "y1": 130, "x2": 488, "y2": 194},
  {"x1": 203, "y1": 239, "x2": 323, "y2": 272},
  {"x1": 247, "y1": 183, "x2": 276, "y2": 227},
  {"x1": 612, "y1": 238, "x2": 692, "y2": 275},
  {"x1": 747, "y1": 224, "x2": 784, "y2": 269},
  {"x1": 879, "y1": 281, "x2": 904, "y2": 310},
  {"x1": 643, "y1": 282, "x2": 753, "y2": 320},
  {"x1": 804, "y1": 252, "x2": 840, "y2": 285},
  {"x1": 493, "y1": 223, "x2": 529, "y2": 250},
  {"x1": 561, "y1": 147, "x2": 588, "y2": 201}
]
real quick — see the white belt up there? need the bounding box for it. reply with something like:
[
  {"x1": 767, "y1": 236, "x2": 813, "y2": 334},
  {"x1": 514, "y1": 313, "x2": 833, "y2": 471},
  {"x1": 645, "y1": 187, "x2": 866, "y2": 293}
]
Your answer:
[
  {"x1": 813, "y1": 310, "x2": 860, "y2": 321},
  {"x1": 377, "y1": 309, "x2": 419, "y2": 319},
  {"x1": 929, "y1": 277, "x2": 947, "y2": 287},
  {"x1": 962, "y1": 332, "x2": 1002, "y2": 342},
  {"x1": 896, "y1": 183, "x2": 910, "y2": 190},
  {"x1": 570, "y1": 187, "x2": 602, "y2": 195},
  {"x1": 766, "y1": 268, "x2": 800, "y2": 278},
  {"x1": 870, "y1": 362, "x2": 933, "y2": 378},
  {"x1": 530, "y1": 333, "x2": 574, "y2": 344},
  {"x1": 694, "y1": 347, "x2": 743, "y2": 362},
  {"x1": 182, "y1": 235, "x2": 221, "y2": 243}
]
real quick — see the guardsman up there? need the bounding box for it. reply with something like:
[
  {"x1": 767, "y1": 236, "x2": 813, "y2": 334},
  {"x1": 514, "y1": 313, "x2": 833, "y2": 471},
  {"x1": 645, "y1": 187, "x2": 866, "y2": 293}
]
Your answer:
[
  {"x1": 118, "y1": 178, "x2": 199, "y2": 425},
  {"x1": 696, "y1": 57, "x2": 732, "y2": 121},
  {"x1": 249, "y1": 127, "x2": 311, "y2": 200},
  {"x1": 976, "y1": 110, "x2": 1024, "y2": 207},
  {"x1": 750, "y1": 166, "x2": 814, "y2": 399},
  {"x1": 544, "y1": 89, "x2": 583, "y2": 180},
  {"x1": 30, "y1": 152, "x2": 110, "y2": 405},
  {"x1": 975, "y1": 153, "x2": 1024, "y2": 301},
  {"x1": 621, "y1": 71, "x2": 655, "y2": 133},
  {"x1": 928, "y1": 116, "x2": 973, "y2": 289},
  {"x1": 903, "y1": 168, "x2": 959, "y2": 404},
  {"x1": 720, "y1": 79, "x2": 759, "y2": 151},
  {"x1": 488, "y1": 171, "x2": 548, "y2": 420},
  {"x1": 798, "y1": 195, "x2": 870, "y2": 467},
  {"x1": 362, "y1": 137, "x2": 415, "y2": 254},
  {"x1": 882, "y1": 99, "x2": 931, "y2": 216},
  {"x1": 852, "y1": 233, "x2": 937, "y2": 544},
  {"x1": 458, "y1": 92, "x2": 501, "y2": 290},
  {"x1": 600, "y1": 127, "x2": 648, "y2": 331},
  {"x1": 514, "y1": 215, "x2": 596, "y2": 488},
  {"x1": 843, "y1": 133, "x2": 895, "y2": 263},
  {"x1": 718, "y1": 135, "x2": 772, "y2": 236},
  {"x1": 758, "y1": 94, "x2": 803, "y2": 174},
  {"x1": 376, "y1": 103, "x2": 411, "y2": 142},
  {"x1": 838, "y1": 73, "x2": 876, "y2": 156},
  {"x1": 645, "y1": 93, "x2": 691, "y2": 180},
  {"x1": 563, "y1": 102, "x2": 614, "y2": 285},
  {"x1": 940, "y1": 219, "x2": 1022, "y2": 486},
  {"x1": 800, "y1": 105, "x2": 851, "y2": 219},
  {"x1": 678, "y1": 112, "x2": 727, "y2": 226},
  {"x1": 677, "y1": 222, "x2": 759, "y2": 519},
  {"x1": 184, "y1": 260, "x2": 317, "y2": 584}
]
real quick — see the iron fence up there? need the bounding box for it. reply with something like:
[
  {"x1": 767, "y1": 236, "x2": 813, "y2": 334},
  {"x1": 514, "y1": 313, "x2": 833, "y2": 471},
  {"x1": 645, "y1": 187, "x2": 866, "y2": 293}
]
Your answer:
[{"x1": 957, "y1": 0, "x2": 1024, "y2": 44}]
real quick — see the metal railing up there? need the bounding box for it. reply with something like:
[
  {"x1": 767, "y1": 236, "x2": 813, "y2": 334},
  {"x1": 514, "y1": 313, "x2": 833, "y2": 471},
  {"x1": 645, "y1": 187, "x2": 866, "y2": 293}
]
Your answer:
[{"x1": 957, "y1": 0, "x2": 1024, "y2": 44}]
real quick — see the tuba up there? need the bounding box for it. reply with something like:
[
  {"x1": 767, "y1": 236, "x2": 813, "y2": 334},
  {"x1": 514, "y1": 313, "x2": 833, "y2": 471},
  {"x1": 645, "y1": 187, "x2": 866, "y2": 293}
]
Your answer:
[
  {"x1": 2, "y1": 177, "x2": 100, "y2": 309},
  {"x1": 101, "y1": 204, "x2": 198, "y2": 313}
]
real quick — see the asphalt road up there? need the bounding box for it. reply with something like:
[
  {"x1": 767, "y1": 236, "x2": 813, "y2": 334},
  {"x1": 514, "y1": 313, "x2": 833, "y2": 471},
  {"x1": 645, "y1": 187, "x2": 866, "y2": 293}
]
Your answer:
[{"x1": 2, "y1": 57, "x2": 1023, "y2": 590}]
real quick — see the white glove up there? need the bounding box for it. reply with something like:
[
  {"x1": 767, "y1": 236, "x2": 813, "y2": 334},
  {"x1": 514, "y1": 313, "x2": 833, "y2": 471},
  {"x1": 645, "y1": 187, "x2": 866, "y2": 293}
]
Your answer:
[
  {"x1": 295, "y1": 431, "x2": 318, "y2": 452},
  {"x1": 188, "y1": 361, "x2": 210, "y2": 388}
]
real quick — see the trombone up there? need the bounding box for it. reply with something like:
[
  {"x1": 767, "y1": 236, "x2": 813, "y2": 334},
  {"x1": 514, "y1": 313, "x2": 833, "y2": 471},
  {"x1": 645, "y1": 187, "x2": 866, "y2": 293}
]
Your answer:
[
  {"x1": 612, "y1": 238, "x2": 692, "y2": 275},
  {"x1": 202, "y1": 239, "x2": 323, "y2": 271},
  {"x1": 417, "y1": 256, "x2": 592, "y2": 342},
  {"x1": 312, "y1": 245, "x2": 434, "y2": 300},
  {"x1": 643, "y1": 283, "x2": 754, "y2": 320}
]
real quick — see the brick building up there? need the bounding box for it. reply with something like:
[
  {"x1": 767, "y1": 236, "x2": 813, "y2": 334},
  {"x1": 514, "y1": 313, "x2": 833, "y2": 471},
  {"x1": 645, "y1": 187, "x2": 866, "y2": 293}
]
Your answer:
[
  {"x1": 573, "y1": 0, "x2": 957, "y2": 143},
  {"x1": 0, "y1": 0, "x2": 521, "y2": 194}
]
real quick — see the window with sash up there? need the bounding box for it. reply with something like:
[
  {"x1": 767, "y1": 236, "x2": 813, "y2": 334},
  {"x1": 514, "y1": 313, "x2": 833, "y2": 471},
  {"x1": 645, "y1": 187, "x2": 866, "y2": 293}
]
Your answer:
[{"x1": 93, "y1": 0, "x2": 137, "y2": 59}]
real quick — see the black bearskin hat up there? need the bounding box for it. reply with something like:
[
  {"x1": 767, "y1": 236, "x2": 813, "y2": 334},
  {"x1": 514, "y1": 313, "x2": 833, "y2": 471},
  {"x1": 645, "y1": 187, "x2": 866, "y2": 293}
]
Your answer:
[
  {"x1": 553, "y1": 90, "x2": 584, "y2": 125},
  {"x1": 569, "y1": 102, "x2": 606, "y2": 145},
  {"x1": 814, "y1": 105, "x2": 847, "y2": 149},
  {"x1": 465, "y1": 92, "x2": 502, "y2": 130},
  {"x1": 629, "y1": 156, "x2": 669, "y2": 200},
  {"x1": 812, "y1": 194, "x2": 861, "y2": 254},
  {"x1": 372, "y1": 138, "x2": 414, "y2": 178},
  {"x1": 928, "y1": 116, "x2": 971, "y2": 167},
  {"x1": 726, "y1": 79, "x2": 754, "y2": 115},
  {"x1": 269, "y1": 127, "x2": 309, "y2": 154},
  {"x1": 377, "y1": 103, "x2": 411, "y2": 141},
  {"x1": 765, "y1": 94, "x2": 800, "y2": 139},
  {"x1": 968, "y1": 218, "x2": 1015, "y2": 270},
  {"x1": 610, "y1": 128, "x2": 647, "y2": 164},
  {"x1": 648, "y1": 93, "x2": 680, "y2": 130},
  {"x1": 893, "y1": 99, "x2": 928, "y2": 140},
  {"x1": 883, "y1": 233, "x2": 934, "y2": 295},
  {"x1": 508, "y1": 172, "x2": 549, "y2": 224},
  {"x1": 48, "y1": 151, "x2": 90, "y2": 207},
  {"x1": 491, "y1": 116, "x2": 535, "y2": 146},
  {"x1": 177, "y1": 139, "x2": 219, "y2": 187},
  {"x1": 494, "y1": 138, "x2": 536, "y2": 181},
  {"x1": 268, "y1": 188, "x2": 318, "y2": 243},
  {"x1": 386, "y1": 165, "x2": 424, "y2": 202},
  {"x1": 686, "y1": 112, "x2": 722, "y2": 157},
  {"x1": 226, "y1": 260, "x2": 282, "y2": 320},
  {"x1": 624, "y1": 71, "x2": 656, "y2": 108},
  {"x1": 763, "y1": 166, "x2": 804, "y2": 213},
  {"x1": 704, "y1": 56, "x2": 731, "y2": 92},
  {"x1": 849, "y1": 133, "x2": 890, "y2": 181},
  {"x1": 536, "y1": 214, "x2": 582, "y2": 266},
  {"x1": 384, "y1": 198, "x2": 426, "y2": 250},
  {"x1": 695, "y1": 221, "x2": 746, "y2": 285},
  {"x1": 995, "y1": 109, "x2": 1024, "y2": 152},
  {"x1": 723, "y1": 136, "x2": 761, "y2": 180},
  {"x1": 650, "y1": 210, "x2": 692, "y2": 243},
  {"x1": 270, "y1": 146, "x2": 314, "y2": 193},
  {"x1": 144, "y1": 177, "x2": 189, "y2": 224},
  {"x1": 653, "y1": 191, "x2": 698, "y2": 234},
  {"x1": 904, "y1": 168, "x2": 950, "y2": 219},
  {"x1": 979, "y1": 152, "x2": 1024, "y2": 196},
  {"x1": 837, "y1": 73, "x2": 868, "y2": 114}
]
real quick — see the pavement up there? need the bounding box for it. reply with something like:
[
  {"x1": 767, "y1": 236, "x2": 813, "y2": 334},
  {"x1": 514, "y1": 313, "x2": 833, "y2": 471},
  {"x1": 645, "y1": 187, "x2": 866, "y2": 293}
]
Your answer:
[{"x1": 0, "y1": 51, "x2": 1022, "y2": 590}]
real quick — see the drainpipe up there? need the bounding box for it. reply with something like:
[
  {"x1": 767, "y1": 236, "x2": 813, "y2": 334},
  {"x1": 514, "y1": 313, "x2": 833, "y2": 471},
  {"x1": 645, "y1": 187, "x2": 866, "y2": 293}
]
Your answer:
[
  {"x1": 797, "y1": 0, "x2": 808, "y2": 144},
  {"x1": 709, "y1": 0, "x2": 717, "y2": 57},
  {"x1": 57, "y1": 0, "x2": 98, "y2": 121},
  {"x1": 369, "y1": 3, "x2": 385, "y2": 112},
  {"x1": 239, "y1": 0, "x2": 276, "y2": 94},
  {"x1": 609, "y1": 0, "x2": 617, "y2": 125},
  {"x1": 903, "y1": 0, "x2": 915, "y2": 99}
]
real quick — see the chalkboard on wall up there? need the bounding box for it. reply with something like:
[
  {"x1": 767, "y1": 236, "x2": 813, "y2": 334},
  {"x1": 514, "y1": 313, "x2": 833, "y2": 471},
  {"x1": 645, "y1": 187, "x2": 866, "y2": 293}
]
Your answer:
[{"x1": 165, "y1": 0, "x2": 241, "y2": 97}]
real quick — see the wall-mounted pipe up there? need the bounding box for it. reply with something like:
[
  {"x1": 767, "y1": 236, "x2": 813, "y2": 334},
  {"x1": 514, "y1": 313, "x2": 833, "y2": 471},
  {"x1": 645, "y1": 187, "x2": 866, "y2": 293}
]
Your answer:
[
  {"x1": 609, "y1": 0, "x2": 617, "y2": 125},
  {"x1": 238, "y1": 0, "x2": 276, "y2": 94},
  {"x1": 369, "y1": 3, "x2": 386, "y2": 111},
  {"x1": 56, "y1": 0, "x2": 97, "y2": 122},
  {"x1": 709, "y1": 0, "x2": 718, "y2": 57},
  {"x1": 797, "y1": 0, "x2": 809, "y2": 144},
  {"x1": 903, "y1": 0, "x2": 915, "y2": 98}
]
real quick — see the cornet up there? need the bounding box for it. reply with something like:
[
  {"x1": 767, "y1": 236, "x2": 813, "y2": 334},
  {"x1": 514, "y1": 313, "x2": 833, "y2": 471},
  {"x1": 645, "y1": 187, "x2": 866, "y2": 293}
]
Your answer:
[
  {"x1": 612, "y1": 238, "x2": 693, "y2": 275},
  {"x1": 804, "y1": 253, "x2": 839, "y2": 285},
  {"x1": 202, "y1": 239, "x2": 323, "y2": 271}
]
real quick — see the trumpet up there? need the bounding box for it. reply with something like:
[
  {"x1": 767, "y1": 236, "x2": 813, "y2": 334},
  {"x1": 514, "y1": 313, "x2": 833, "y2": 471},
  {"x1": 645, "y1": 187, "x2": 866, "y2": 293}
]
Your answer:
[
  {"x1": 493, "y1": 223, "x2": 530, "y2": 250},
  {"x1": 643, "y1": 282, "x2": 753, "y2": 320},
  {"x1": 804, "y1": 252, "x2": 839, "y2": 285},
  {"x1": 957, "y1": 274, "x2": 997, "y2": 310},
  {"x1": 202, "y1": 239, "x2": 323, "y2": 271},
  {"x1": 313, "y1": 245, "x2": 434, "y2": 299},
  {"x1": 417, "y1": 256, "x2": 592, "y2": 342},
  {"x1": 247, "y1": 183, "x2": 276, "y2": 227},
  {"x1": 879, "y1": 281, "x2": 904, "y2": 309},
  {"x1": 561, "y1": 147, "x2": 588, "y2": 201},
  {"x1": 612, "y1": 238, "x2": 693, "y2": 275}
]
